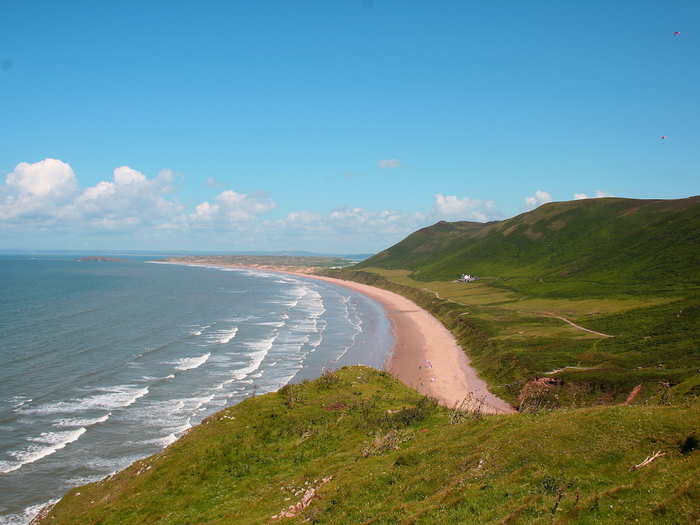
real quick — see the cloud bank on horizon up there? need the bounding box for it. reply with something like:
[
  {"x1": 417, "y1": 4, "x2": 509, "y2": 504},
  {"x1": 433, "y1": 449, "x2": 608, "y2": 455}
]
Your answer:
[{"x1": 1, "y1": 159, "x2": 612, "y2": 251}]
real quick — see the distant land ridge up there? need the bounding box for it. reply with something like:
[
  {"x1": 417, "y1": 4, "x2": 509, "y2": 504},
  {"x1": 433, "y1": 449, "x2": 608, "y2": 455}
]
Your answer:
[
  {"x1": 77, "y1": 256, "x2": 125, "y2": 262},
  {"x1": 359, "y1": 196, "x2": 700, "y2": 289}
]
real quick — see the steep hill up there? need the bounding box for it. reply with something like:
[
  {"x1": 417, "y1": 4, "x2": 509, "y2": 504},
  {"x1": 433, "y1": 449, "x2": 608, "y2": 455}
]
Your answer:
[{"x1": 360, "y1": 197, "x2": 700, "y2": 291}]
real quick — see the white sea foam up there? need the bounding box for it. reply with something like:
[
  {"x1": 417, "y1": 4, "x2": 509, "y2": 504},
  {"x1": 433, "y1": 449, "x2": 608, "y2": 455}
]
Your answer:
[
  {"x1": 140, "y1": 374, "x2": 175, "y2": 382},
  {"x1": 0, "y1": 428, "x2": 87, "y2": 474},
  {"x1": 53, "y1": 413, "x2": 111, "y2": 428},
  {"x1": 8, "y1": 395, "x2": 32, "y2": 409},
  {"x1": 65, "y1": 474, "x2": 105, "y2": 487},
  {"x1": 334, "y1": 297, "x2": 364, "y2": 362},
  {"x1": 141, "y1": 431, "x2": 181, "y2": 448},
  {"x1": 215, "y1": 327, "x2": 238, "y2": 344},
  {"x1": 173, "y1": 352, "x2": 211, "y2": 371},
  {"x1": 190, "y1": 324, "x2": 210, "y2": 336},
  {"x1": 137, "y1": 418, "x2": 193, "y2": 445},
  {"x1": 19, "y1": 385, "x2": 149, "y2": 415},
  {"x1": 153, "y1": 433, "x2": 178, "y2": 447},
  {"x1": 256, "y1": 320, "x2": 286, "y2": 328},
  {"x1": 0, "y1": 499, "x2": 59, "y2": 525},
  {"x1": 229, "y1": 315, "x2": 255, "y2": 322},
  {"x1": 86, "y1": 454, "x2": 144, "y2": 473},
  {"x1": 231, "y1": 336, "x2": 276, "y2": 380},
  {"x1": 190, "y1": 394, "x2": 215, "y2": 412}
]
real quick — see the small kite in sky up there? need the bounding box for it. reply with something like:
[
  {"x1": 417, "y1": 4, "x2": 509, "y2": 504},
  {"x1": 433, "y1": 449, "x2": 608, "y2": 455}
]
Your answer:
[
  {"x1": 673, "y1": 31, "x2": 681, "y2": 36},
  {"x1": 660, "y1": 136, "x2": 667, "y2": 140}
]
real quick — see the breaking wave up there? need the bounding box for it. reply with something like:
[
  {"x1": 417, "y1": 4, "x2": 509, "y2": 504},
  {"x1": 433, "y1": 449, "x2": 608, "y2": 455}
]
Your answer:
[
  {"x1": 173, "y1": 353, "x2": 211, "y2": 371},
  {"x1": 18, "y1": 385, "x2": 150, "y2": 415},
  {"x1": 0, "y1": 428, "x2": 87, "y2": 474}
]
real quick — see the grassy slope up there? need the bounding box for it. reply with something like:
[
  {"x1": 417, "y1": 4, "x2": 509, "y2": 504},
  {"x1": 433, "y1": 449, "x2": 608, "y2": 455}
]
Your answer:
[
  {"x1": 345, "y1": 197, "x2": 700, "y2": 406},
  {"x1": 360, "y1": 197, "x2": 700, "y2": 292},
  {"x1": 324, "y1": 268, "x2": 700, "y2": 408},
  {"x1": 39, "y1": 367, "x2": 699, "y2": 525}
]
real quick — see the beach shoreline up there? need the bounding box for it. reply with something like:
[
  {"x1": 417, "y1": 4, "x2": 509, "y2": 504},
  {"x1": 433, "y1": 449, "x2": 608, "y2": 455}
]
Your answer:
[{"x1": 155, "y1": 261, "x2": 515, "y2": 414}]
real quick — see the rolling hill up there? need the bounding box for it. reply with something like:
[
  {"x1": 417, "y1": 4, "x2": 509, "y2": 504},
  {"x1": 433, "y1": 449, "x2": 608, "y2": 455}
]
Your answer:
[{"x1": 360, "y1": 197, "x2": 700, "y2": 292}]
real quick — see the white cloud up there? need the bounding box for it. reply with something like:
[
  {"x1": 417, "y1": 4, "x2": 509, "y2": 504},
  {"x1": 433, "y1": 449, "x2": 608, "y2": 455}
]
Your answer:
[
  {"x1": 524, "y1": 190, "x2": 552, "y2": 209},
  {"x1": 0, "y1": 159, "x2": 275, "y2": 233},
  {"x1": 378, "y1": 159, "x2": 401, "y2": 169},
  {"x1": 5, "y1": 159, "x2": 77, "y2": 198},
  {"x1": 573, "y1": 190, "x2": 613, "y2": 200},
  {"x1": 113, "y1": 166, "x2": 147, "y2": 186},
  {"x1": 66, "y1": 166, "x2": 182, "y2": 228},
  {"x1": 189, "y1": 190, "x2": 276, "y2": 226},
  {"x1": 1, "y1": 159, "x2": 520, "y2": 252},
  {"x1": 433, "y1": 194, "x2": 499, "y2": 222},
  {"x1": 284, "y1": 210, "x2": 322, "y2": 225},
  {"x1": 268, "y1": 206, "x2": 427, "y2": 247},
  {"x1": 0, "y1": 159, "x2": 78, "y2": 220}
]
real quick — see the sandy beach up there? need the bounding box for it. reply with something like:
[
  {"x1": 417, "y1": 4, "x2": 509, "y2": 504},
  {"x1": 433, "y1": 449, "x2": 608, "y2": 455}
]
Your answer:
[{"x1": 297, "y1": 273, "x2": 515, "y2": 415}]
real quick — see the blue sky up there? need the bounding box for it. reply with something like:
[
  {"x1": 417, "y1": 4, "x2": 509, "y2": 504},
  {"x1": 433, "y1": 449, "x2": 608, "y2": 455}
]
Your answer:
[{"x1": 1, "y1": 1, "x2": 698, "y2": 252}]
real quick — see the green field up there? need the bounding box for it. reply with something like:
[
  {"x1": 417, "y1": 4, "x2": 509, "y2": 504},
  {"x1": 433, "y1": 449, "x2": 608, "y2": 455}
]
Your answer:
[
  {"x1": 38, "y1": 367, "x2": 700, "y2": 524},
  {"x1": 327, "y1": 267, "x2": 699, "y2": 408}
]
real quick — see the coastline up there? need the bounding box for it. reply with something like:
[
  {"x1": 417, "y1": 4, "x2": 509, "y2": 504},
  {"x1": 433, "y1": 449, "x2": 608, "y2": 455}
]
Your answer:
[
  {"x1": 294, "y1": 273, "x2": 515, "y2": 415},
  {"x1": 156, "y1": 261, "x2": 515, "y2": 414}
]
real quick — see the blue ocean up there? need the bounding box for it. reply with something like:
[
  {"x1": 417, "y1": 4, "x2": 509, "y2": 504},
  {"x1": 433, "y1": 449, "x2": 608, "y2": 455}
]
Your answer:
[{"x1": 0, "y1": 254, "x2": 393, "y2": 524}]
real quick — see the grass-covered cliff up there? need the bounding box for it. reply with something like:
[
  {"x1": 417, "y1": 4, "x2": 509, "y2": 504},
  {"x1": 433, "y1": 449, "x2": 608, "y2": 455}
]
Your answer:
[{"x1": 35, "y1": 367, "x2": 699, "y2": 524}]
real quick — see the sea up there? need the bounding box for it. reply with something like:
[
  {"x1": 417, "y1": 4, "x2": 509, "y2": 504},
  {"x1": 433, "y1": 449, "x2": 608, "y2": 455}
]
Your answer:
[{"x1": 0, "y1": 254, "x2": 394, "y2": 524}]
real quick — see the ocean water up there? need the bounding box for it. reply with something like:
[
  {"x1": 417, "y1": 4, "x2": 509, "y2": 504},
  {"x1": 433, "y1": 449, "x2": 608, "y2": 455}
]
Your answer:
[{"x1": 0, "y1": 254, "x2": 393, "y2": 524}]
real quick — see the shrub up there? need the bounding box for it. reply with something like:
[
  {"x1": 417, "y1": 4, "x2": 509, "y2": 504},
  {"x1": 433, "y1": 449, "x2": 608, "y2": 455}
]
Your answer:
[
  {"x1": 318, "y1": 369, "x2": 341, "y2": 389},
  {"x1": 361, "y1": 429, "x2": 415, "y2": 457}
]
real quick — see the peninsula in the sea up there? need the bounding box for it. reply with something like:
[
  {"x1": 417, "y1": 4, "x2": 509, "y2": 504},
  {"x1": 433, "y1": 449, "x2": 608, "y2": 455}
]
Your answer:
[{"x1": 77, "y1": 256, "x2": 125, "y2": 263}]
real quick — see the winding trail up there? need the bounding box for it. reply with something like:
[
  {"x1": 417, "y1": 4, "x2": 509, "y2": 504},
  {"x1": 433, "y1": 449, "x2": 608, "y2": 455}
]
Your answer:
[
  {"x1": 539, "y1": 312, "x2": 613, "y2": 338},
  {"x1": 425, "y1": 286, "x2": 613, "y2": 338}
]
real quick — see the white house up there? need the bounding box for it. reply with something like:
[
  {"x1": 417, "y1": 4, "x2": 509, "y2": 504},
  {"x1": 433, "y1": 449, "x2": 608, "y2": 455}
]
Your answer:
[{"x1": 457, "y1": 273, "x2": 477, "y2": 283}]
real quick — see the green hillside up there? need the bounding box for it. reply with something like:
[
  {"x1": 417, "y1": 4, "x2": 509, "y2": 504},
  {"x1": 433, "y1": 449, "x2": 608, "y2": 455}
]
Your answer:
[
  {"x1": 35, "y1": 368, "x2": 699, "y2": 525},
  {"x1": 360, "y1": 197, "x2": 700, "y2": 293},
  {"x1": 333, "y1": 197, "x2": 700, "y2": 408}
]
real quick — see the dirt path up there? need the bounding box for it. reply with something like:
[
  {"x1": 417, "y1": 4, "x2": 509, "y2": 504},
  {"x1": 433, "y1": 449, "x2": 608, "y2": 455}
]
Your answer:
[{"x1": 540, "y1": 312, "x2": 613, "y2": 338}]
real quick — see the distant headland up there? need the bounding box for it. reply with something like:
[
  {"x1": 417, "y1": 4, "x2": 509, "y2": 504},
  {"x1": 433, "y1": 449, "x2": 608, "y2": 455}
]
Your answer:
[
  {"x1": 77, "y1": 256, "x2": 125, "y2": 262},
  {"x1": 155, "y1": 255, "x2": 353, "y2": 274}
]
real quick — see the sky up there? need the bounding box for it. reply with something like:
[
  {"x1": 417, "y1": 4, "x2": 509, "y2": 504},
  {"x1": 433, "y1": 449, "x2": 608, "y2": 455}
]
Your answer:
[{"x1": 1, "y1": 1, "x2": 698, "y2": 253}]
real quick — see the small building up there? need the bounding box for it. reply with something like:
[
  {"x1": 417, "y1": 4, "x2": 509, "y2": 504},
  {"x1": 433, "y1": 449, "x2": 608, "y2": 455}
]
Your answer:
[{"x1": 457, "y1": 273, "x2": 478, "y2": 283}]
